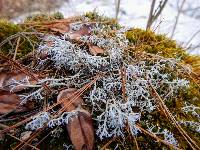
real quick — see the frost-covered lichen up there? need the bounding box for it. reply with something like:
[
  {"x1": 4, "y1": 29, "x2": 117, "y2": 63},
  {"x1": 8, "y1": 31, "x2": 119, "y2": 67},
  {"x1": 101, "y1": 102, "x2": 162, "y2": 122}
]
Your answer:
[
  {"x1": 147, "y1": 124, "x2": 179, "y2": 146},
  {"x1": 19, "y1": 18, "x2": 199, "y2": 149}
]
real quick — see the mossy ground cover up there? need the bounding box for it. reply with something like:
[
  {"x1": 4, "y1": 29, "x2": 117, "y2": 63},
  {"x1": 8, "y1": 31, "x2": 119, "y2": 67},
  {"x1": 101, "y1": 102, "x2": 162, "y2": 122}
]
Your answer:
[{"x1": 0, "y1": 12, "x2": 199, "y2": 150}]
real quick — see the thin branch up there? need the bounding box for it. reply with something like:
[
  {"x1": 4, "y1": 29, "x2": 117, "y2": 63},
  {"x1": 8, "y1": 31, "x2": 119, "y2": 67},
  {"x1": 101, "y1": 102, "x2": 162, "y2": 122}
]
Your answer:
[
  {"x1": 13, "y1": 37, "x2": 21, "y2": 60},
  {"x1": 146, "y1": 0, "x2": 156, "y2": 30},
  {"x1": 115, "y1": 0, "x2": 121, "y2": 20},
  {"x1": 146, "y1": 0, "x2": 168, "y2": 30},
  {"x1": 148, "y1": 81, "x2": 200, "y2": 150},
  {"x1": 170, "y1": 0, "x2": 186, "y2": 38},
  {"x1": 136, "y1": 125, "x2": 181, "y2": 150}
]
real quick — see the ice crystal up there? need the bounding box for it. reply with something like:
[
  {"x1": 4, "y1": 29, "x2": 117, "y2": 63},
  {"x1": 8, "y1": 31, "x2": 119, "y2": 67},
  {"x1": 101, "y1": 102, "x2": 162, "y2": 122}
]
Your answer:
[{"x1": 63, "y1": 143, "x2": 73, "y2": 150}]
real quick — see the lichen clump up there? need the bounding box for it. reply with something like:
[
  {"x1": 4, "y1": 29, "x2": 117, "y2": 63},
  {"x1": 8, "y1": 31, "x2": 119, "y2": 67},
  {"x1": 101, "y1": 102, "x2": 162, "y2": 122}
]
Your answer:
[{"x1": 0, "y1": 13, "x2": 199, "y2": 150}]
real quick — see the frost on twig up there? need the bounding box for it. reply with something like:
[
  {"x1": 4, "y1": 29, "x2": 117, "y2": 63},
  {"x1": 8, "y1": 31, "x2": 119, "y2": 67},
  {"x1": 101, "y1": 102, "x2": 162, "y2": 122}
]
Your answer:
[{"x1": 9, "y1": 74, "x2": 84, "y2": 104}]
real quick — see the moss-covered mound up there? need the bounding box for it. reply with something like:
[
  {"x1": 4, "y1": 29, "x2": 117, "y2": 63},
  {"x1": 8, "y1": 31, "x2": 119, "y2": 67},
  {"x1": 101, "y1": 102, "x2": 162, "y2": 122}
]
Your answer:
[{"x1": 0, "y1": 12, "x2": 199, "y2": 150}]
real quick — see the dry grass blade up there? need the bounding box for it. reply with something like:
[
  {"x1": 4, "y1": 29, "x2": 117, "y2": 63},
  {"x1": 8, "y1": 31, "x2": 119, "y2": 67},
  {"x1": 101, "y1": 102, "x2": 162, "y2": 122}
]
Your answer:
[
  {"x1": 0, "y1": 123, "x2": 39, "y2": 150},
  {"x1": 0, "y1": 114, "x2": 32, "y2": 134},
  {"x1": 14, "y1": 129, "x2": 43, "y2": 150},
  {"x1": 120, "y1": 67, "x2": 127, "y2": 101},
  {"x1": 148, "y1": 81, "x2": 200, "y2": 150},
  {"x1": 9, "y1": 134, "x2": 40, "y2": 150},
  {"x1": 0, "y1": 53, "x2": 51, "y2": 93},
  {"x1": 100, "y1": 137, "x2": 117, "y2": 150},
  {"x1": 136, "y1": 125, "x2": 181, "y2": 150},
  {"x1": 133, "y1": 135, "x2": 140, "y2": 150}
]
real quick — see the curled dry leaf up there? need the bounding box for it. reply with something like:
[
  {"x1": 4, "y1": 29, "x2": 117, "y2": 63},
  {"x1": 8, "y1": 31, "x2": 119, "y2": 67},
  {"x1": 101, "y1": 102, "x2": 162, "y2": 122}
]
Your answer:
[
  {"x1": 0, "y1": 89, "x2": 32, "y2": 115},
  {"x1": 0, "y1": 72, "x2": 37, "y2": 92},
  {"x1": 69, "y1": 25, "x2": 91, "y2": 40},
  {"x1": 47, "y1": 22, "x2": 70, "y2": 34},
  {"x1": 57, "y1": 88, "x2": 83, "y2": 111},
  {"x1": 0, "y1": 90, "x2": 20, "y2": 114},
  {"x1": 57, "y1": 88, "x2": 94, "y2": 150},
  {"x1": 88, "y1": 44, "x2": 105, "y2": 56},
  {"x1": 67, "y1": 109, "x2": 94, "y2": 150}
]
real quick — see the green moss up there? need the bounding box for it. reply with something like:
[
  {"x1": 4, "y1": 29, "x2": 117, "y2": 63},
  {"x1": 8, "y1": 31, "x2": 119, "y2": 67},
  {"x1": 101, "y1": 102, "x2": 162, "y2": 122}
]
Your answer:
[
  {"x1": 0, "y1": 19, "x2": 22, "y2": 42},
  {"x1": 84, "y1": 12, "x2": 121, "y2": 29},
  {"x1": 0, "y1": 19, "x2": 38, "y2": 58},
  {"x1": 25, "y1": 12, "x2": 64, "y2": 22},
  {"x1": 126, "y1": 28, "x2": 188, "y2": 59},
  {"x1": 125, "y1": 28, "x2": 200, "y2": 148},
  {"x1": 0, "y1": 13, "x2": 199, "y2": 150}
]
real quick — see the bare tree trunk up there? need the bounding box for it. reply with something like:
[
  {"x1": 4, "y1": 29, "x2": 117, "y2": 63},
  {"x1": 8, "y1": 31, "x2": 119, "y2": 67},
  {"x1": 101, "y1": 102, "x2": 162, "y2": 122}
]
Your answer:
[{"x1": 170, "y1": 0, "x2": 186, "y2": 38}]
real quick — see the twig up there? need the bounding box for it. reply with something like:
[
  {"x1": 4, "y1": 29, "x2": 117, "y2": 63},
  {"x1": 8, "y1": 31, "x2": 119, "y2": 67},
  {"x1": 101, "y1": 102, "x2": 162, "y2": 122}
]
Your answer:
[
  {"x1": 136, "y1": 124, "x2": 181, "y2": 150},
  {"x1": 146, "y1": 0, "x2": 156, "y2": 30},
  {"x1": 120, "y1": 67, "x2": 127, "y2": 101},
  {"x1": 0, "y1": 123, "x2": 39, "y2": 150},
  {"x1": 115, "y1": 0, "x2": 121, "y2": 20},
  {"x1": 100, "y1": 137, "x2": 117, "y2": 150},
  {"x1": 170, "y1": 0, "x2": 186, "y2": 38},
  {"x1": 0, "y1": 54, "x2": 52, "y2": 93},
  {"x1": 146, "y1": 0, "x2": 168, "y2": 30},
  {"x1": 133, "y1": 135, "x2": 140, "y2": 150},
  {"x1": 9, "y1": 134, "x2": 40, "y2": 150},
  {"x1": 13, "y1": 37, "x2": 21, "y2": 60},
  {"x1": 148, "y1": 81, "x2": 200, "y2": 150},
  {"x1": 185, "y1": 28, "x2": 200, "y2": 48}
]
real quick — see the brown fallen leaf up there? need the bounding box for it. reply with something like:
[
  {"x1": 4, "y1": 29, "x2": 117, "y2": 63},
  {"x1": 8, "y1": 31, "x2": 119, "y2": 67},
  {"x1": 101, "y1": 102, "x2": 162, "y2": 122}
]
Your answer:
[
  {"x1": 57, "y1": 88, "x2": 94, "y2": 150},
  {"x1": 57, "y1": 88, "x2": 83, "y2": 111},
  {"x1": 0, "y1": 90, "x2": 20, "y2": 114},
  {"x1": 47, "y1": 22, "x2": 70, "y2": 34},
  {"x1": 0, "y1": 72, "x2": 37, "y2": 92},
  {"x1": 69, "y1": 25, "x2": 91, "y2": 40},
  {"x1": 67, "y1": 109, "x2": 94, "y2": 150},
  {"x1": 88, "y1": 44, "x2": 105, "y2": 56}
]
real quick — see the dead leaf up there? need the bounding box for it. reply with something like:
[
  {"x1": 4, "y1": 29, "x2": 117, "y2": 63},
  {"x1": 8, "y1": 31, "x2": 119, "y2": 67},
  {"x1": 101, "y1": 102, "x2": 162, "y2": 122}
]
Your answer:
[
  {"x1": 57, "y1": 88, "x2": 94, "y2": 150},
  {"x1": 57, "y1": 88, "x2": 83, "y2": 111},
  {"x1": 47, "y1": 22, "x2": 70, "y2": 34},
  {"x1": 0, "y1": 90, "x2": 20, "y2": 114},
  {"x1": 67, "y1": 109, "x2": 94, "y2": 150},
  {"x1": 69, "y1": 25, "x2": 91, "y2": 40},
  {"x1": 88, "y1": 44, "x2": 104, "y2": 56},
  {"x1": 0, "y1": 72, "x2": 37, "y2": 92}
]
